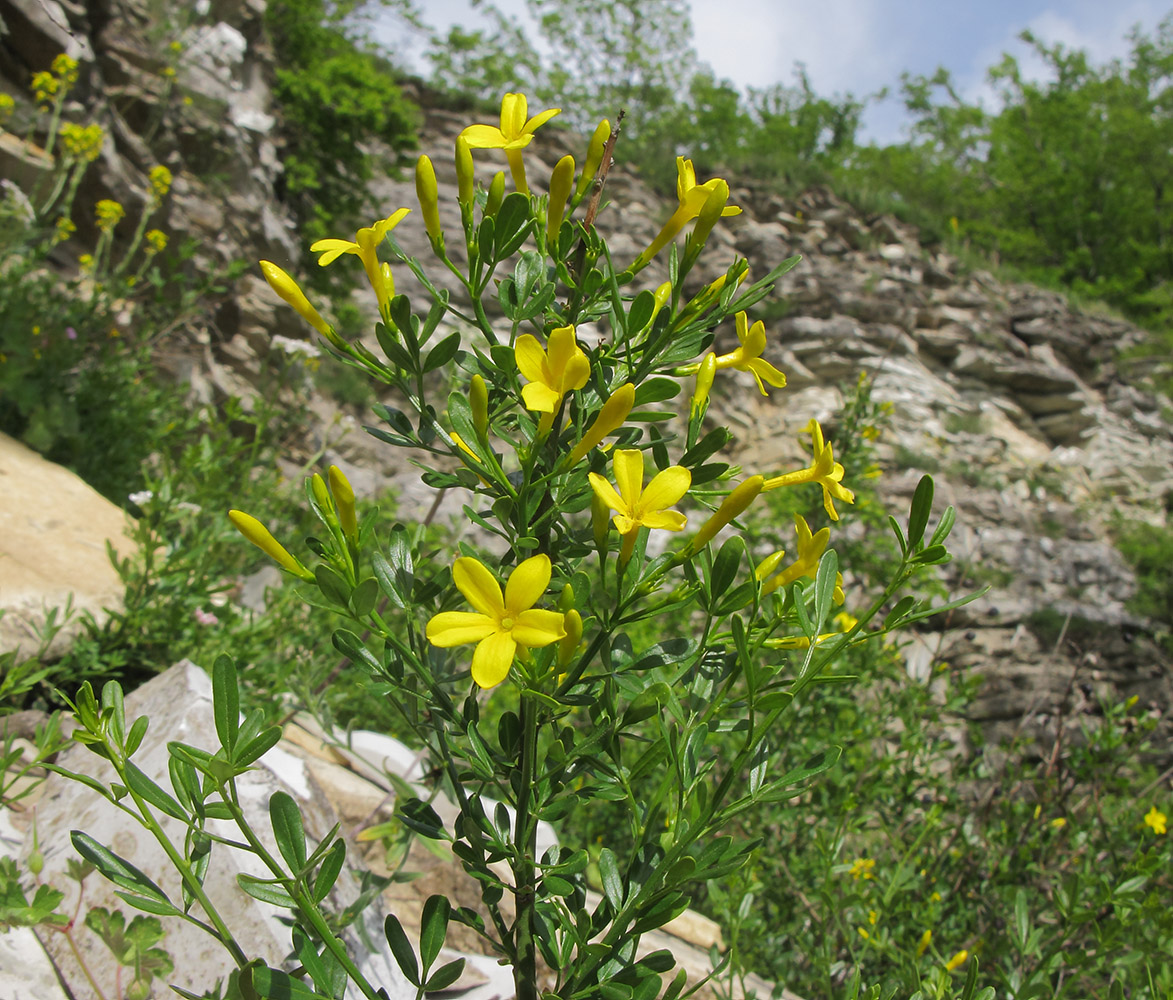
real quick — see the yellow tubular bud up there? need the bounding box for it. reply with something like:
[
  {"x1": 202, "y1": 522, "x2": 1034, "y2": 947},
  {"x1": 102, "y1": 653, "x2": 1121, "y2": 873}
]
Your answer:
[
  {"x1": 558, "y1": 583, "x2": 576, "y2": 612},
  {"x1": 546, "y1": 154, "x2": 575, "y2": 247},
  {"x1": 653, "y1": 281, "x2": 672, "y2": 312},
  {"x1": 228, "y1": 510, "x2": 313, "y2": 580},
  {"x1": 486, "y1": 171, "x2": 506, "y2": 216},
  {"x1": 380, "y1": 261, "x2": 396, "y2": 305},
  {"x1": 564, "y1": 383, "x2": 636, "y2": 468},
  {"x1": 690, "y1": 475, "x2": 764, "y2": 551},
  {"x1": 755, "y1": 549, "x2": 786, "y2": 582},
  {"x1": 455, "y1": 136, "x2": 475, "y2": 205},
  {"x1": 259, "y1": 260, "x2": 330, "y2": 337},
  {"x1": 574, "y1": 118, "x2": 611, "y2": 202},
  {"x1": 470, "y1": 374, "x2": 489, "y2": 437},
  {"x1": 328, "y1": 465, "x2": 358, "y2": 540},
  {"x1": 692, "y1": 352, "x2": 717, "y2": 414},
  {"x1": 415, "y1": 155, "x2": 442, "y2": 244},
  {"x1": 559, "y1": 608, "x2": 583, "y2": 667},
  {"x1": 689, "y1": 179, "x2": 729, "y2": 251},
  {"x1": 311, "y1": 473, "x2": 332, "y2": 513}
]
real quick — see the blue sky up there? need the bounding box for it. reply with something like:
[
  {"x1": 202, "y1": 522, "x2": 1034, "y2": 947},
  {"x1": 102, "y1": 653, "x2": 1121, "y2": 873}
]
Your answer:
[{"x1": 377, "y1": 1, "x2": 1172, "y2": 142}]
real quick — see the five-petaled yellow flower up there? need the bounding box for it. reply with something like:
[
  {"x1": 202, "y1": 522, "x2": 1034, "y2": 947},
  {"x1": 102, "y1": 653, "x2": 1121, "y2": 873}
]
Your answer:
[
  {"x1": 756, "y1": 514, "x2": 845, "y2": 602},
  {"x1": 426, "y1": 554, "x2": 566, "y2": 689},
  {"x1": 461, "y1": 92, "x2": 560, "y2": 195},
  {"x1": 712, "y1": 311, "x2": 787, "y2": 396},
  {"x1": 515, "y1": 325, "x2": 589, "y2": 431},
  {"x1": 589, "y1": 449, "x2": 691, "y2": 562},
  {"x1": 1144, "y1": 806, "x2": 1167, "y2": 835},
  {"x1": 310, "y1": 209, "x2": 410, "y2": 311},
  {"x1": 763, "y1": 419, "x2": 855, "y2": 521},
  {"x1": 633, "y1": 156, "x2": 742, "y2": 269}
]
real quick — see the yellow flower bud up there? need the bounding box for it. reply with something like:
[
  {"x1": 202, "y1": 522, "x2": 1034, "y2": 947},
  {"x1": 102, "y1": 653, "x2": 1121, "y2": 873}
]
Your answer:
[
  {"x1": 311, "y1": 472, "x2": 332, "y2": 513},
  {"x1": 916, "y1": 929, "x2": 932, "y2": 957},
  {"x1": 564, "y1": 383, "x2": 635, "y2": 468},
  {"x1": 692, "y1": 352, "x2": 717, "y2": 414},
  {"x1": 470, "y1": 374, "x2": 489, "y2": 437},
  {"x1": 574, "y1": 118, "x2": 611, "y2": 202},
  {"x1": 558, "y1": 583, "x2": 576, "y2": 612},
  {"x1": 329, "y1": 465, "x2": 358, "y2": 540},
  {"x1": 228, "y1": 510, "x2": 313, "y2": 580},
  {"x1": 690, "y1": 475, "x2": 764, "y2": 551},
  {"x1": 415, "y1": 154, "x2": 442, "y2": 245},
  {"x1": 486, "y1": 171, "x2": 506, "y2": 217},
  {"x1": 945, "y1": 950, "x2": 968, "y2": 973},
  {"x1": 653, "y1": 280, "x2": 672, "y2": 312},
  {"x1": 456, "y1": 135, "x2": 475, "y2": 206},
  {"x1": 259, "y1": 260, "x2": 331, "y2": 337},
  {"x1": 559, "y1": 608, "x2": 583, "y2": 667},
  {"x1": 546, "y1": 154, "x2": 575, "y2": 247}
]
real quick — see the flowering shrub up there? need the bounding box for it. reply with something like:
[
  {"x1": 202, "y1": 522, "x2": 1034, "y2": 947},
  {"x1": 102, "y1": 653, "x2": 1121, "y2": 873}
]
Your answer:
[{"x1": 62, "y1": 92, "x2": 977, "y2": 999}]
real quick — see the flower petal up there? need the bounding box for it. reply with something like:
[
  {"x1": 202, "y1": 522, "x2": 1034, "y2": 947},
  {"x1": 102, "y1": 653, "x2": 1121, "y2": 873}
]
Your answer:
[
  {"x1": 612, "y1": 450, "x2": 645, "y2": 509},
  {"x1": 641, "y1": 466, "x2": 692, "y2": 512},
  {"x1": 640, "y1": 510, "x2": 687, "y2": 532},
  {"x1": 747, "y1": 358, "x2": 787, "y2": 389},
  {"x1": 501, "y1": 93, "x2": 527, "y2": 137},
  {"x1": 504, "y1": 554, "x2": 552, "y2": 614},
  {"x1": 514, "y1": 334, "x2": 549, "y2": 384},
  {"x1": 547, "y1": 326, "x2": 588, "y2": 391},
  {"x1": 522, "y1": 382, "x2": 561, "y2": 413},
  {"x1": 461, "y1": 124, "x2": 508, "y2": 149},
  {"x1": 453, "y1": 557, "x2": 504, "y2": 617},
  {"x1": 522, "y1": 106, "x2": 561, "y2": 134},
  {"x1": 471, "y1": 631, "x2": 517, "y2": 688},
  {"x1": 426, "y1": 612, "x2": 498, "y2": 647},
  {"x1": 741, "y1": 319, "x2": 767, "y2": 358},
  {"x1": 511, "y1": 608, "x2": 566, "y2": 647},
  {"x1": 588, "y1": 473, "x2": 625, "y2": 514}
]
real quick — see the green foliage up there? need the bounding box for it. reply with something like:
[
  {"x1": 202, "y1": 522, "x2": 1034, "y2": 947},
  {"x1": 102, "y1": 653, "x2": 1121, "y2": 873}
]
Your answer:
[
  {"x1": 266, "y1": 0, "x2": 419, "y2": 248},
  {"x1": 1114, "y1": 517, "x2": 1173, "y2": 648}
]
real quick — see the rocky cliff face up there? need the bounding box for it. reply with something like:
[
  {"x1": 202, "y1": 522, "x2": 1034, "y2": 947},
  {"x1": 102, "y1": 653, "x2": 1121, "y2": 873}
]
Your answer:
[{"x1": 4, "y1": 0, "x2": 1170, "y2": 752}]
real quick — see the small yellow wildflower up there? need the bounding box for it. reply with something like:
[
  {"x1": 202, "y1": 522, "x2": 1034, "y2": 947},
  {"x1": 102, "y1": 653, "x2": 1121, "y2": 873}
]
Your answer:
[
  {"x1": 762, "y1": 419, "x2": 855, "y2": 521},
  {"x1": 945, "y1": 950, "x2": 968, "y2": 972},
  {"x1": 53, "y1": 217, "x2": 76, "y2": 244},
  {"x1": 161, "y1": 66, "x2": 176, "y2": 79},
  {"x1": 144, "y1": 229, "x2": 168, "y2": 254},
  {"x1": 52, "y1": 54, "x2": 79, "y2": 85},
  {"x1": 514, "y1": 325, "x2": 589, "y2": 419},
  {"x1": 712, "y1": 311, "x2": 786, "y2": 396},
  {"x1": 930, "y1": 891, "x2": 942, "y2": 903},
  {"x1": 917, "y1": 929, "x2": 932, "y2": 957},
  {"x1": 310, "y1": 210, "x2": 410, "y2": 312},
  {"x1": 461, "y1": 92, "x2": 561, "y2": 195},
  {"x1": 868, "y1": 910, "x2": 878, "y2": 925},
  {"x1": 60, "y1": 122, "x2": 104, "y2": 162},
  {"x1": 847, "y1": 857, "x2": 875, "y2": 880},
  {"x1": 834, "y1": 610, "x2": 858, "y2": 632},
  {"x1": 169, "y1": 40, "x2": 184, "y2": 53},
  {"x1": 0, "y1": 93, "x2": 15, "y2": 124},
  {"x1": 426, "y1": 554, "x2": 566, "y2": 689},
  {"x1": 148, "y1": 164, "x2": 173, "y2": 199},
  {"x1": 1144, "y1": 806, "x2": 1167, "y2": 835},
  {"x1": 95, "y1": 199, "x2": 125, "y2": 233},
  {"x1": 632, "y1": 156, "x2": 742, "y2": 269},
  {"x1": 31, "y1": 70, "x2": 58, "y2": 104},
  {"x1": 78, "y1": 253, "x2": 94, "y2": 272},
  {"x1": 1050, "y1": 817, "x2": 1067, "y2": 830},
  {"x1": 756, "y1": 514, "x2": 845, "y2": 602},
  {"x1": 857, "y1": 927, "x2": 870, "y2": 940},
  {"x1": 589, "y1": 449, "x2": 691, "y2": 563}
]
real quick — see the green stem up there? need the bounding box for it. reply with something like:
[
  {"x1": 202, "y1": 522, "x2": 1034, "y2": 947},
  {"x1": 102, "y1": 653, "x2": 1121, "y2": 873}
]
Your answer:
[{"x1": 512, "y1": 691, "x2": 540, "y2": 1000}]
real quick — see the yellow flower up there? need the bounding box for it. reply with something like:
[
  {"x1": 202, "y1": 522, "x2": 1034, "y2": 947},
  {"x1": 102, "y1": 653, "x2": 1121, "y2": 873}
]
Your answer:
[
  {"x1": 53, "y1": 217, "x2": 76, "y2": 244},
  {"x1": 0, "y1": 93, "x2": 14, "y2": 124},
  {"x1": 259, "y1": 260, "x2": 331, "y2": 338},
  {"x1": 714, "y1": 311, "x2": 787, "y2": 396},
  {"x1": 691, "y1": 353, "x2": 717, "y2": 414},
  {"x1": 52, "y1": 54, "x2": 79, "y2": 85},
  {"x1": 847, "y1": 857, "x2": 875, "y2": 880},
  {"x1": 1049, "y1": 817, "x2": 1067, "y2": 830},
  {"x1": 95, "y1": 199, "x2": 124, "y2": 233},
  {"x1": 78, "y1": 253, "x2": 94, "y2": 272},
  {"x1": 833, "y1": 610, "x2": 858, "y2": 632},
  {"x1": 690, "y1": 475, "x2": 764, "y2": 551},
  {"x1": 757, "y1": 514, "x2": 845, "y2": 602},
  {"x1": 917, "y1": 929, "x2": 932, "y2": 957},
  {"x1": 310, "y1": 210, "x2": 411, "y2": 312},
  {"x1": 762, "y1": 419, "x2": 855, "y2": 521},
  {"x1": 945, "y1": 950, "x2": 968, "y2": 972},
  {"x1": 546, "y1": 154, "x2": 575, "y2": 245},
  {"x1": 60, "y1": 123, "x2": 104, "y2": 162},
  {"x1": 515, "y1": 325, "x2": 589, "y2": 426},
  {"x1": 426, "y1": 554, "x2": 566, "y2": 689},
  {"x1": 460, "y1": 92, "x2": 561, "y2": 195},
  {"x1": 328, "y1": 465, "x2": 357, "y2": 540},
  {"x1": 455, "y1": 135, "x2": 475, "y2": 205},
  {"x1": 1144, "y1": 806, "x2": 1167, "y2": 835},
  {"x1": 31, "y1": 70, "x2": 58, "y2": 103},
  {"x1": 144, "y1": 229, "x2": 168, "y2": 254},
  {"x1": 148, "y1": 164, "x2": 172, "y2": 199},
  {"x1": 415, "y1": 154, "x2": 441, "y2": 244},
  {"x1": 228, "y1": 510, "x2": 314, "y2": 580},
  {"x1": 589, "y1": 450, "x2": 691, "y2": 562},
  {"x1": 632, "y1": 156, "x2": 742, "y2": 269}
]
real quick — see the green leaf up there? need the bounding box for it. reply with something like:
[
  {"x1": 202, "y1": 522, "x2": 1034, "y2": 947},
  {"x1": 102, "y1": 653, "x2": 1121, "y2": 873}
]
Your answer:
[
  {"x1": 124, "y1": 715, "x2": 149, "y2": 757},
  {"x1": 423, "y1": 331, "x2": 462, "y2": 373},
  {"x1": 111, "y1": 891, "x2": 183, "y2": 918},
  {"x1": 632, "y1": 378, "x2": 681, "y2": 405},
  {"x1": 235, "y1": 726, "x2": 282, "y2": 768},
  {"x1": 124, "y1": 761, "x2": 187, "y2": 822},
  {"x1": 332, "y1": 629, "x2": 382, "y2": 674},
  {"x1": 249, "y1": 964, "x2": 334, "y2": 999},
  {"x1": 399, "y1": 798, "x2": 446, "y2": 840},
  {"x1": 1014, "y1": 888, "x2": 1029, "y2": 949},
  {"x1": 270, "y1": 792, "x2": 307, "y2": 871},
  {"x1": 349, "y1": 577, "x2": 379, "y2": 618},
  {"x1": 929, "y1": 504, "x2": 956, "y2": 547},
  {"x1": 212, "y1": 654, "x2": 239, "y2": 755},
  {"x1": 312, "y1": 840, "x2": 346, "y2": 903},
  {"x1": 493, "y1": 192, "x2": 532, "y2": 259},
  {"x1": 424, "y1": 958, "x2": 465, "y2": 993},
  {"x1": 710, "y1": 537, "x2": 743, "y2": 603},
  {"x1": 813, "y1": 549, "x2": 838, "y2": 631},
  {"x1": 236, "y1": 874, "x2": 296, "y2": 908},
  {"x1": 371, "y1": 550, "x2": 405, "y2": 609},
  {"x1": 419, "y1": 894, "x2": 450, "y2": 973},
  {"x1": 384, "y1": 913, "x2": 419, "y2": 986},
  {"x1": 907, "y1": 475, "x2": 934, "y2": 549},
  {"x1": 70, "y1": 832, "x2": 172, "y2": 905},
  {"x1": 598, "y1": 847, "x2": 623, "y2": 911}
]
